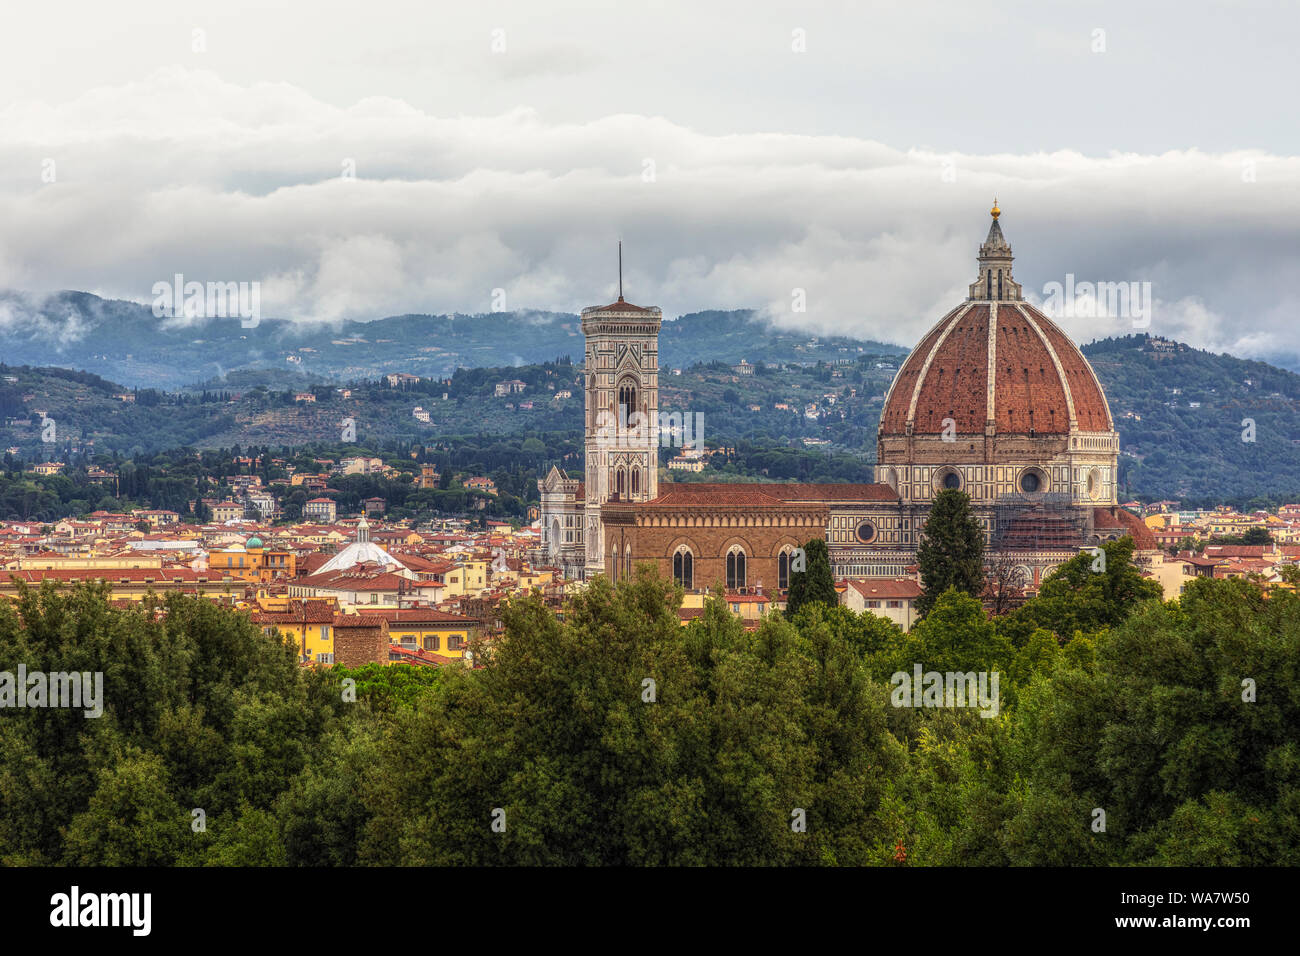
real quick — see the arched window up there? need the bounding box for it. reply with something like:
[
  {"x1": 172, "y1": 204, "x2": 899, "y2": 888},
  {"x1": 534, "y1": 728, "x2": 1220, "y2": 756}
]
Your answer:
[
  {"x1": 618, "y1": 382, "x2": 637, "y2": 423},
  {"x1": 615, "y1": 468, "x2": 625, "y2": 497},
  {"x1": 625, "y1": 544, "x2": 632, "y2": 579},
  {"x1": 726, "y1": 548, "x2": 746, "y2": 590},
  {"x1": 673, "y1": 548, "x2": 694, "y2": 589},
  {"x1": 778, "y1": 550, "x2": 791, "y2": 590},
  {"x1": 631, "y1": 467, "x2": 640, "y2": 495}
]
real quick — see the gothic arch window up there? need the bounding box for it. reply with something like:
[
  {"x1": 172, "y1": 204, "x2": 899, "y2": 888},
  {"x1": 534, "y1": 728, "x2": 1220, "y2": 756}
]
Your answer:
[
  {"x1": 673, "y1": 547, "x2": 694, "y2": 589},
  {"x1": 624, "y1": 543, "x2": 632, "y2": 579},
  {"x1": 726, "y1": 547, "x2": 747, "y2": 590},
  {"x1": 615, "y1": 467, "x2": 625, "y2": 497},
  {"x1": 631, "y1": 467, "x2": 640, "y2": 495},
  {"x1": 618, "y1": 380, "x2": 637, "y2": 423},
  {"x1": 777, "y1": 547, "x2": 794, "y2": 590}
]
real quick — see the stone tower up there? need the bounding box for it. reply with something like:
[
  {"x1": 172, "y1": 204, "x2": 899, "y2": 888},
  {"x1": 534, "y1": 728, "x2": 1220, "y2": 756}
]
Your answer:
[{"x1": 581, "y1": 249, "x2": 662, "y2": 574}]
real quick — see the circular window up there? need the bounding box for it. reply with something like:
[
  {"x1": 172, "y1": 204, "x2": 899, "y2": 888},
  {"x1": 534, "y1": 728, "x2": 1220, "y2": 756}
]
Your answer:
[
  {"x1": 855, "y1": 521, "x2": 877, "y2": 544},
  {"x1": 1086, "y1": 467, "x2": 1101, "y2": 500},
  {"x1": 1020, "y1": 469, "x2": 1046, "y2": 494},
  {"x1": 943, "y1": 471, "x2": 961, "y2": 490}
]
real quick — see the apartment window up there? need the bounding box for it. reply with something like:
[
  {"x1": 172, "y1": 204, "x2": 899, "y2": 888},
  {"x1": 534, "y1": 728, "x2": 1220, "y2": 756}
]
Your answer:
[
  {"x1": 424, "y1": 635, "x2": 441, "y2": 651},
  {"x1": 316, "y1": 652, "x2": 334, "y2": 664},
  {"x1": 448, "y1": 635, "x2": 465, "y2": 651}
]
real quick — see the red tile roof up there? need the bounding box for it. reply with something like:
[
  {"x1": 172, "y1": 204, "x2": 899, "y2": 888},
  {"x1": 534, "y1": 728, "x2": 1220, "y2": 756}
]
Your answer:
[
  {"x1": 356, "y1": 608, "x2": 477, "y2": 625},
  {"x1": 1093, "y1": 507, "x2": 1158, "y2": 550},
  {"x1": 250, "y1": 599, "x2": 337, "y2": 625},
  {"x1": 846, "y1": 578, "x2": 924, "y2": 599},
  {"x1": 881, "y1": 301, "x2": 1111, "y2": 436},
  {"x1": 642, "y1": 482, "x2": 898, "y2": 508},
  {"x1": 585, "y1": 297, "x2": 655, "y2": 314}
]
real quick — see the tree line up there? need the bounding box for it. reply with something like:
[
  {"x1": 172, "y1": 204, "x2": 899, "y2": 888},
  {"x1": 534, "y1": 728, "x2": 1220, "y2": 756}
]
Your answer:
[{"x1": 2, "y1": 532, "x2": 1293, "y2": 865}]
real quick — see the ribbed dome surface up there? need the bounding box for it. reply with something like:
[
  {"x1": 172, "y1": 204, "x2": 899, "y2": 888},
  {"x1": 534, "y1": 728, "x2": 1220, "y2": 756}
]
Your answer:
[{"x1": 879, "y1": 300, "x2": 1112, "y2": 436}]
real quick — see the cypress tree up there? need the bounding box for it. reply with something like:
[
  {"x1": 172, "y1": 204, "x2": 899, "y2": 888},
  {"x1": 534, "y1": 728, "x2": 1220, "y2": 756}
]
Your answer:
[
  {"x1": 786, "y1": 537, "x2": 838, "y2": 616},
  {"x1": 916, "y1": 488, "x2": 985, "y2": 615}
]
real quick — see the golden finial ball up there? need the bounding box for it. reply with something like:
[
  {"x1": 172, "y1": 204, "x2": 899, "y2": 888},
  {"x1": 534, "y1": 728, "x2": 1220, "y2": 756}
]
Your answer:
[{"x1": 991, "y1": 198, "x2": 1001, "y2": 219}]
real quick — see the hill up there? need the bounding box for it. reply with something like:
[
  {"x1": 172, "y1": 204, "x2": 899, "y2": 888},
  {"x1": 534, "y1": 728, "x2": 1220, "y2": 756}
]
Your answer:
[
  {"x1": 0, "y1": 290, "x2": 904, "y2": 388},
  {"x1": 4, "y1": 333, "x2": 1300, "y2": 505},
  {"x1": 1083, "y1": 334, "x2": 1300, "y2": 503}
]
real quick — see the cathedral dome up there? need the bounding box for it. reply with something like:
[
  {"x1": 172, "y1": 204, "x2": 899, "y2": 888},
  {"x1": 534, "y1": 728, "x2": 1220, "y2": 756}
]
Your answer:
[{"x1": 880, "y1": 209, "x2": 1112, "y2": 439}]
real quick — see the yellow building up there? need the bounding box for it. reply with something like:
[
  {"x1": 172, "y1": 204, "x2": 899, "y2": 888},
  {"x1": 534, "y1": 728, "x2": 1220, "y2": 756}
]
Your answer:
[
  {"x1": 211, "y1": 538, "x2": 264, "y2": 582},
  {"x1": 438, "y1": 558, "x2": 488, "y2": 597},
  {"x1": 250, "y1": 597, "x2": 339, "y2": 663},
  {"x1": 5, "y1": 554, "x2": 164, "y2": 571},
  {"x1": 355, "y1": 608, "x2": 479, "y2": 660},
  {"x1": 0, "y1": 566, "x2": 219, "y2": 604},
  {"x1": 517, "y1": 567, "x2": 555, "y2": 590},
  {"x1": 258, "y1": 545, "x2": 296, "y2": 583}
]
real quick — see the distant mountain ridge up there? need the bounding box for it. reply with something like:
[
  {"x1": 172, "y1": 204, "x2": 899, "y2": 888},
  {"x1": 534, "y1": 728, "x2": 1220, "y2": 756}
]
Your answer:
[
  {"x1": 3, "y1": 332, "x2": 1300, "y2": 503},
  {"x1": 0, "y1": 290, "x2": 906, "y2": 388}
]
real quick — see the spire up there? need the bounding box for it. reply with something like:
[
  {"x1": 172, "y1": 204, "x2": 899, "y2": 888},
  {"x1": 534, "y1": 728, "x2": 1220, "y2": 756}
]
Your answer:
[
  {"x1": 968, "y1": 202, "x2": 1022, "y2": 302},
  {"x1": 617, "y1": 239, "x2": 623, "y2": 302}
]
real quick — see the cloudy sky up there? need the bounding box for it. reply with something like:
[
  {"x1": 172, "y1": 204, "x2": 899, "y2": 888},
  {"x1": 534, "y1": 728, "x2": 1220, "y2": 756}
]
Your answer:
[{"x1": 1, "y1": 0, "x2": 1297, "y2": 362}]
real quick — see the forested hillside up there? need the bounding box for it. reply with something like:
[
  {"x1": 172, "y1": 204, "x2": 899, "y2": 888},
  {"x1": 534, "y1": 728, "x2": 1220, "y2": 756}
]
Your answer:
[{"x1": 5, "y1": 332, "x2": 1300, "y2": 505}]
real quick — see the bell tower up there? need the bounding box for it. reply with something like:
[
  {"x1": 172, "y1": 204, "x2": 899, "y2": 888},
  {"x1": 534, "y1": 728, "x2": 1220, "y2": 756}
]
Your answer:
[{"x1": 581, "y1": 243, "x2": 661, "y2": 574}]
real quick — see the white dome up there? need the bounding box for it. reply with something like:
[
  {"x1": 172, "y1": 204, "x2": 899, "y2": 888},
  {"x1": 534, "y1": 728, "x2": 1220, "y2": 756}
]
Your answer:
[{"x1": 316, "y1": 540, "x2": 407, "y2": 574}]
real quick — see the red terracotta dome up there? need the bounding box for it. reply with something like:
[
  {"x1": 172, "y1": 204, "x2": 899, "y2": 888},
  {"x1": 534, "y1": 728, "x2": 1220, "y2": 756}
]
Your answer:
[{"x1": 880, "y1": 209, "x2": 1112, "y2": 438}]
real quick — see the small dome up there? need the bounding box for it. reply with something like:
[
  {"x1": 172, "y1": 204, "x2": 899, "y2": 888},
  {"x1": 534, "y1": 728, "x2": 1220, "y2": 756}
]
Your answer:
[{"x1": 246, "y1": 536, "x2": 263, "y2": 549}]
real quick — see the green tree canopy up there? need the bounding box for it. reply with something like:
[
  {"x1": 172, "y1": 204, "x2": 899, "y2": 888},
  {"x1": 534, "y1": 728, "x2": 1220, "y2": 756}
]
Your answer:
[
  {"x1": 916, "y1": 489, "x2": 985, "y2": 615},
  {"x1": 786, "y1": 537, "x2": 837, "y2": 616}
]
